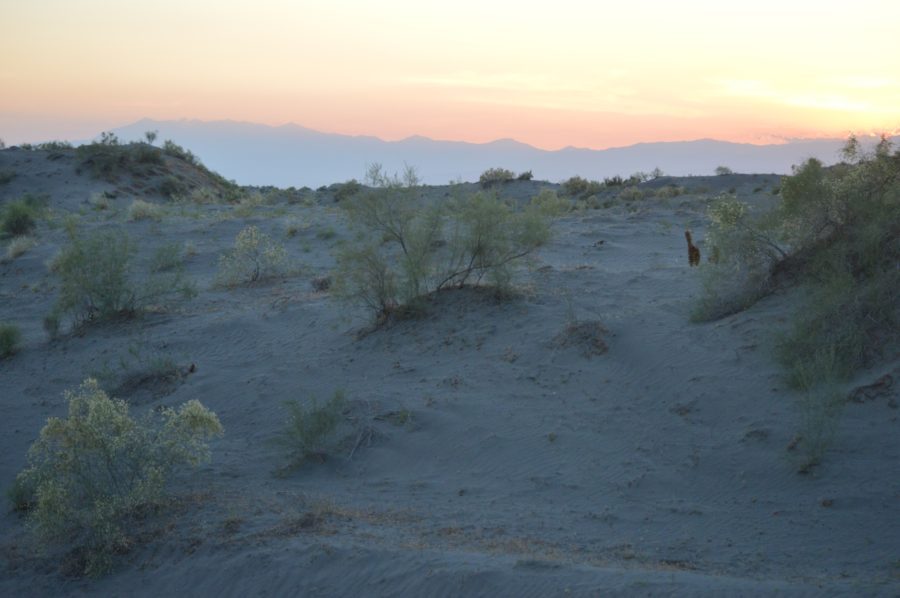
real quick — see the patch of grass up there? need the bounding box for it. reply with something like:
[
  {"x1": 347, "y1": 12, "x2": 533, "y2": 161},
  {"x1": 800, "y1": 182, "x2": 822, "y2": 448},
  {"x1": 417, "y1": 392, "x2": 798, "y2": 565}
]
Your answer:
[
  {"x1": 4, "y1": 235, "x2": 36, "y2": 261},
  {"x1": 479, "y1": 167, "x2": 515, "y2": 187},
  {"x1": 12, "y1": 379, "x2": 222, "y2": 577},
  {"x1": 0, "y1": 322, "x2": 21, "y2": 358},
  {"x1": 126, "y1": 199, "x2": 164, "y2": 221}
]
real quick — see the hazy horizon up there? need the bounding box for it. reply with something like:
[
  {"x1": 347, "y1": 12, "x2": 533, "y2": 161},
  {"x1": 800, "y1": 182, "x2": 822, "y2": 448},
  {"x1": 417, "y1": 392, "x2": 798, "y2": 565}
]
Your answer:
[{"x1": 3, "y1": 1, "x2": 899, "y2": 148}]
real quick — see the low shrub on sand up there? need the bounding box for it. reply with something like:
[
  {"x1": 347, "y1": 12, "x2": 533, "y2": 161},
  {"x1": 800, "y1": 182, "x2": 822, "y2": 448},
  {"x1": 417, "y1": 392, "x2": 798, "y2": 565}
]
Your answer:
[
  {"x1": 126, "y1": 199, "x2": 163, "y2": 221},
  {"x1": 479, "y1": 167, "x2": 515, "y2": 187},
  {"x1": 48, "y1": 225, "x2": 196, "y2": 331},
  {"x1": 1, "y1": 195, "x2": 45, "y2": 237},
  {"x1": 4, "y1": 235, "x2": 36, "y2": 261},
  {"x1": 0, "y1": 322, "x2": 21, "y2": 358},
  {"x1": 12, "y1": 379, "x2": 222, "y2": 576},
  {"x1": 274, "y1": 391, "x2": 347, "y2": 469},
  {"x1": 334, "y1": 164, "x2": 551, "y2": 323},
  {"x1": 216, "y1": 225, "x2": 288, "y2": 286}
]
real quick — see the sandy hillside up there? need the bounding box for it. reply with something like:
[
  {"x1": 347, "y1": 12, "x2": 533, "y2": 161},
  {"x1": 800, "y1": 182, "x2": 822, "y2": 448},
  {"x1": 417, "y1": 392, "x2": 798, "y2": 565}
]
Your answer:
[{"x1": 0, "y1": 147, "x2": 897, "y2": 596}]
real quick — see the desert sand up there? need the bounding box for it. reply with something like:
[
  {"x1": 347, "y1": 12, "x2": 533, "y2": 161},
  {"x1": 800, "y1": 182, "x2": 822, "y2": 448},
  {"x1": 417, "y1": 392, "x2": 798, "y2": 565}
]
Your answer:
[{"x1": 0, "y1": 147, "x2": 897, "y2": 596}]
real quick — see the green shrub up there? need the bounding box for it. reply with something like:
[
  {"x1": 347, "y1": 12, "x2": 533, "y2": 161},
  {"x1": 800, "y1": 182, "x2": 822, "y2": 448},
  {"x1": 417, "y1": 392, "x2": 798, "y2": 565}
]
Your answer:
[
  {"x1": 529, "y1": 188, "x2": 570, "y2": 217},
  {"x1": 274, "y1": 391, "x2": 346, "y2": 467},
  {"x1": 1, "y1": 197, "x2": 43, "y2": 237},
  {"x1": 161, "y1": 140, "x2": 198, "y2": 165},
  {"x1": 333, "y1": 179, "x2": 362, "y2": 202},
  {"x1": 158, "y1": 176, "x2": 185, "y2": 198},
  {"x1": 13, "y1": 379, "x2": 222, "y2": 576},
  {"x1": 0, "y1": 322, "x2": 21, "y2": 358},
  {"x1": 618, "y1": 186, "x2": 644, "y2": 201},
  {"x1": 217, "y1": 225, "x2": 288, "y2": 286},
  {"x1": 517, "y1": 170, "x2": 534, "y2": 181},
  {"x1": 50, "y1": 226, "x2": 195, "y2": 329},
  {"x1": 715, "y1": 165, "x2": 733, "y2": 176},
  {"x1": 479, "y1": 167, "x2": 515, "y2": 187},
  {"x1": 561, "y1": 176, "x2": 602, "y2": 197},
  {"x1": 335, "y1": 164, "x2": 551, "y2": 321}
]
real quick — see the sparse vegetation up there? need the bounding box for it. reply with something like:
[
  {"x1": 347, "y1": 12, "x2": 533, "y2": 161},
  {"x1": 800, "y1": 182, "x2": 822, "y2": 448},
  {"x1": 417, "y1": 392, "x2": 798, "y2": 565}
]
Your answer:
[
  {"x1": 0, "y1": 322, "x2": 22, "y2": 358},
  {"x1": 274, "y1": 391, "x2": 347, "y2": 468},
  {"x1": 529, "y1": 188, "x2": 570, "y2": 217},
  {"x1": 126, "y1": 199, "x2": 164, "y2": 221},
  {"x1": 561, "y1": 176, "x2": 603, "y2": 198},
  {"x1": 4, "y1": 235, "x2": 36, "y2": 261},
  {"x1": 12, "y1": 379, "x2": 222, "y2": 576},
  {"x1": 694, "y1": 136, "x2": 900, "y2": 470},
  {"x1": 479, "y1": 167, "x2": 515, "y2": 187},
  {"x1": 334, "y1": 164, "x2": 552, "y2": 323},
  {"x1": 1, "y1": 195, "x2": 45, "y2": 237},
  {"x1": 333, "y1": 179, "x2": 363, "y2": 202},
  {"x1": 217, "y1": 225, "x2": 288, "y2": 286},
  {"x1": 48, "y1": 225, "x2": 196, "y2": 330}
]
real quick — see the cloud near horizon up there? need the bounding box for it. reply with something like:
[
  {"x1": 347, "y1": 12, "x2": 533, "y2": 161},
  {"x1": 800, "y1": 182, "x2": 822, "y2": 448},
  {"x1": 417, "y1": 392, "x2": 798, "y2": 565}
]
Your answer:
[{"x1": 2, "y1": 0, "x2": 899, "y2": 148}]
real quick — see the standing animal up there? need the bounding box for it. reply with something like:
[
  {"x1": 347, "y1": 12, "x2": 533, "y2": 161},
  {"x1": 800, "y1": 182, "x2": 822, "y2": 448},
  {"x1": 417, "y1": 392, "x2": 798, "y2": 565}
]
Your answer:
[{"x1": 685, "y1": 230, "x2": 701, "y2": 267}]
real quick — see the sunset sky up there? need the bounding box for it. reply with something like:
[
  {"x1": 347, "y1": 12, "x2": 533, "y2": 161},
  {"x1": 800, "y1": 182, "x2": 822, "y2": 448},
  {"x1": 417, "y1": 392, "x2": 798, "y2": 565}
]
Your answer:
[{"x1": 2, "y1": 0, "x2": 899, "y2": 149}]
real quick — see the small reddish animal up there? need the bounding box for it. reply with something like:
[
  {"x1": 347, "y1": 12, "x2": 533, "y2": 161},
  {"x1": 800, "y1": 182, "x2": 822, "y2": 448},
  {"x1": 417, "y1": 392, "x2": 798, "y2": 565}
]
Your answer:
[{"x1": 685, "y1": 230, "x2": 701, "y2": 267}]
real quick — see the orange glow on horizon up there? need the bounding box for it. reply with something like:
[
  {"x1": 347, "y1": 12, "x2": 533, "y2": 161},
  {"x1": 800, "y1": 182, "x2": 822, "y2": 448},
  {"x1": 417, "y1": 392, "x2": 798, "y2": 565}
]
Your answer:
[{"x1": 2, "y1": 1, "x2": 899, "y2": 148}]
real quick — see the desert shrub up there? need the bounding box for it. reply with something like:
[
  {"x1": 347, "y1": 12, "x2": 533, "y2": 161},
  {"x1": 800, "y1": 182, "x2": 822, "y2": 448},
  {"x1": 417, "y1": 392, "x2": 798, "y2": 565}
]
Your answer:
[
  {"x1": 333, "y1": 179, "x2": 362, "y2": 202},
  {"x1": 603, "y1": 175, "x2": 624, "y2": 186},
  {"x1": 161, "y1": 140, "x2": 198, "y2": 165},
  {"x1": 0, "y1": 322, "x2": 21, "y2": 358},
  {"x1": 529, "y1": 188, "x2": 570, "y2": 217},
  {"x1": 517, "y1": 170, "x2": 534, "y2": 181},
  {"x1": 335, "y1": 164, "x2": 551, "y2": 321},
  {"x1": 144, "y1": 130, "x2": 158, "y2": 145},
  {"x1": 126, "y1": 199, "x2": 163, "y2": 221},
  {"x1": 274, "y1": 391, "x2": 347, "y2": 466},
  {"x1": 0, "y1": 169, "x2": 15, "y2": 184},
  {"x1": 562, "y1": 176, "x2": 602, "y2": 197},
  {"x1": 654, "y1": 185, "x2": 683, "y2": 198},
  {"x1": 715, "y1": 165, "x2": 733, "y2": 176},
  {"x1": 177, "y1": 186, "x2": 218, "y2": 204},
  {"x1": 49, "y1": 226, "x2": 195, "y2": 329},
  {"x1": 13, "y1": 379, "x2": 222, "y2": 576},
  {"x1": 1, "y1": 197, "x2": 44, "y2": 237},
  {"x1": 158, "y1": 175, "x2": 185, "y2": 198},
  {"x1": 217, "y1": 225, "x2": 288, "y2": 286},
  {"x1": 149, "y1": 242, "x2": 185, "y2": 273},
  {"x1": 479, "y1": 167, "x2": 515, "y2": 187},
  {"x1": 618, "y1": 186, "x2": 644, "y2": 201},
  {"x1": 36, "y1": 141, "x2": 73, "y2": 151}
]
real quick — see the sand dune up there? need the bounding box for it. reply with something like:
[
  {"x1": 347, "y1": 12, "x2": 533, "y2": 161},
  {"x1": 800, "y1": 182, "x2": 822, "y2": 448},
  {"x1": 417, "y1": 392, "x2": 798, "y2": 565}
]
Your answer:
[{"x1": 1, "y1": 147, "x2": 897, "y2": 596}]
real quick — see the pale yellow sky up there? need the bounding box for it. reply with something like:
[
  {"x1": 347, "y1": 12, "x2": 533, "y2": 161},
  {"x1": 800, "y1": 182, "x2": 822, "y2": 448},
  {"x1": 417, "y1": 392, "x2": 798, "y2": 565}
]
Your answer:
[{"x1": 2, "y1": 0, "x2": 899, "y2": 147}]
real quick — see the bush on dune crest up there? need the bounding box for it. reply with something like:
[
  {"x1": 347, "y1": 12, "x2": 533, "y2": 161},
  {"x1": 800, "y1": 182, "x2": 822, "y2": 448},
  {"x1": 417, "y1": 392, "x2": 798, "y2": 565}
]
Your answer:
[
  {"x1": 10, "y1": 379, "x2": 222, "y2": 577},
  {"x1": 334, "y1": 164, "x2": 552, "y2": 323}
]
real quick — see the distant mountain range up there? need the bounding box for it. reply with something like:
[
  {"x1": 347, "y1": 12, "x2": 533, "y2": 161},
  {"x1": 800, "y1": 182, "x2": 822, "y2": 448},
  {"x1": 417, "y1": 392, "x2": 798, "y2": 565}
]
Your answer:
[{"x1": 107, "y1": 118, "x2": 882, "y2": 188}]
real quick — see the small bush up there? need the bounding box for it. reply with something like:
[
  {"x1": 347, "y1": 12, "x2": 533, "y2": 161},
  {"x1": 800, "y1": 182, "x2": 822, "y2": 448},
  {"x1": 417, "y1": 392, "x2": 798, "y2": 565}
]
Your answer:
[
  {"x1": 0, "y1": 169, "x2": 15, "y2": 184},
  {"x1": 274, "y1": 391, "x2": 347, "y2": 466},
  {"x1": 715, "y1": 165, "x2": 733, "y2": 176},
  {"x1": 0, "y1": 322, "x2": 21, "y2": 358},
  {"x1": 13, "y1": 379, "x2": 222, "y2": 576},
  {"x1": 618, "y1": 186, "x2": 644, "y2": 201},
  {"x1": 149, "y1": 242, "x2": 185, "y2": 273},
  {"x1": 529, "y1": 188, "x2": 570, "y2": 217},
  {"x1": 1, "y1": 197, "x2": 43, "y2": 237},
  {"x1": 562, "y1": 176, "x2": 602, "y2": 197},
  {"x1": 50, "y1": 226, "x2": 195, "y2": 329},
  {"x1": 654, "y1": 185, "x2": 683, "y2": 199},
  {"x1": 517, "y1": 170, "x2": 534, "y2": 181},
  {"x1": 333, "y1": 179, "x2": 362, "y2": 202},
  {"x1": 5, "y1": 235, "x2": 36, "y2": 261},
  {"x1": 158, "y1": 176, "x2": 185, "y2": 198},
  {"x1": 479, "y1": 167, "x2": 515, "y2": 187},
  {"x1": 217, "y1": 225, "x2": 288, "y2": 286},
  {"x1": 126, "y1": 199, "x2": 163, "y2": 221}
]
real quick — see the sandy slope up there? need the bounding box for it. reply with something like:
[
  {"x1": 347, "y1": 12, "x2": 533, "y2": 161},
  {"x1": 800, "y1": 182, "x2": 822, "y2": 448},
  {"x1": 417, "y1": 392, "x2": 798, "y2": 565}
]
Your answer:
[{"x1": 0, "y1": 149, "x2": 897, "y2": 596}]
